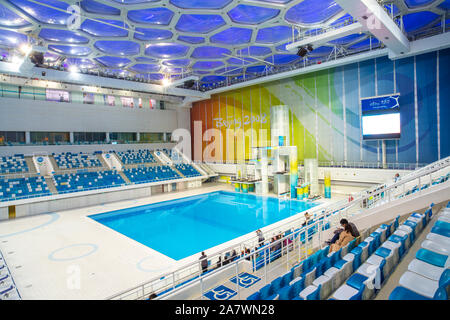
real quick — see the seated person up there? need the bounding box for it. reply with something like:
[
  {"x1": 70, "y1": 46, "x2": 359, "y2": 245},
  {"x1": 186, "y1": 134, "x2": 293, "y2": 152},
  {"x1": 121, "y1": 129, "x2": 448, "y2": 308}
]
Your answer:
[
  {"x1": 329, "y1": 224, "x2": 354, "y2": 253},
  {"x1": 326, "y1": 219, "x2": 359, "y2": 245}
]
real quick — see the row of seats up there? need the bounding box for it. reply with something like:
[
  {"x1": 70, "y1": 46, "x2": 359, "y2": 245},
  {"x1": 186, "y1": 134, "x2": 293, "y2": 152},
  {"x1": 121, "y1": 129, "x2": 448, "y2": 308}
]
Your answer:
[
  {"x1": 117, "y1": 149, "x2": 156, "y2": 165},
  {"x1": 330, "y1": 205, "x2": 437, "y2": 300},
  {"x1": 0, "y1": 176, "x2": 51, "y2": 202},
  {"x1": 53, "y1": 152, "x2": 102, "y2": 169},
  {"x1": 123, "y1": 166, "x2": 181, "y2": 184},
  {"x1": 399, "y1": 172, "x2": 449, "y2": 198},
  {"x1": 389, "y1": 202, "x2": 450, "y2": 300},
  {"x1": 0, "y1": 155, "x2": 29, "y2": 174},
  {"x1": 174, "y1": 164, "x2": 201, "y2": 178},
  {"x1": 0, "y1": 250, "x2": 20, "y2": 300},
  {"x1": 52, "y1": 170, "x2": 125, "y2": 193}
]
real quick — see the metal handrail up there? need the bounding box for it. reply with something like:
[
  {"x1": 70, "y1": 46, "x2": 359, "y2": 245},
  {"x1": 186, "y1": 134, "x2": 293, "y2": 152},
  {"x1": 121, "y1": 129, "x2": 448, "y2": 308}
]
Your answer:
[{"x1": 107, "y1": 156, "x2": 450, "y2": 300}]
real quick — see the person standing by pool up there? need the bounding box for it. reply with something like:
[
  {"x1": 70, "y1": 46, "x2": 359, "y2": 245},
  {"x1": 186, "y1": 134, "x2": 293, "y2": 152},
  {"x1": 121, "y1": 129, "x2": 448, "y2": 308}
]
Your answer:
[
  {"x1": 199, "y1": 251, "x2": 208, "y2": 274},
  {"x1": 256, "y1": 229, "x2": 265, "y2": 247}
]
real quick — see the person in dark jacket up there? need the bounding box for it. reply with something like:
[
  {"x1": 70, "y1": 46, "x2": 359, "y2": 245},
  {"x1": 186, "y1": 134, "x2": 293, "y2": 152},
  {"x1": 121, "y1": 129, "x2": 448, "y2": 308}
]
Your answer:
[
  {"x1": 326, "y1": 219, "x2": 360, "y2": 245},
  {"x1": 199, "y1": 251, "x2": 208, "y2": 274}
]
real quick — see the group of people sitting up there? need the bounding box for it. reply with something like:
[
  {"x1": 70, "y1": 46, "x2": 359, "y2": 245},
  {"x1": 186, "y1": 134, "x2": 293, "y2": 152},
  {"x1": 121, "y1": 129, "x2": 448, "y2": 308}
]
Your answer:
[{"x1": 326, "y1": 218, "x2": 360, "y2": 253}]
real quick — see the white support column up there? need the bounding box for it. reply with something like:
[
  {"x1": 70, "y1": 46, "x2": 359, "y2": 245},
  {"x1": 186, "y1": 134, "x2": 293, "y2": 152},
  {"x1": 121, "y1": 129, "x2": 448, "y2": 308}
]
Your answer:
[
  {"x1": 69, "y1": 132, "x2": 74, "y2": 144},
  {"x1": 25, "y1": 131, "x2": 30, "y2": 144}
]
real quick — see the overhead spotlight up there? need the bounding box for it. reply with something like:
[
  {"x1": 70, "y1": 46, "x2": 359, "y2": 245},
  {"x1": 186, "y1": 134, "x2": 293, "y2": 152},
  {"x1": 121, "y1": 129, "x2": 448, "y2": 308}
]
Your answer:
[
  {"x1": 11, "y1": 55, "x2": 24, "y2": 68},
  {"x1": 29, "y1": 51, "x2": 44, "y2": 66},
  {"x1": 185, "y1": 79, "x2": 195, "y2": 89},
  {"x1": 296, "y1": 47, "x2": 308, "y2": 57}
]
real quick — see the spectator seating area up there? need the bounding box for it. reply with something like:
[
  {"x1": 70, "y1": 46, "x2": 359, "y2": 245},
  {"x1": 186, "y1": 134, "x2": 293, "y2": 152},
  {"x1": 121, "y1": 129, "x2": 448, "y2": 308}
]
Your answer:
[
  {"x1": 0, "y1": 176, "x2": 51, "y2": 202},
  {"x1": 53, "y1": 152, "x2": 102, "y2": 170},
  {"x1": 123, "y1": 166, "x2": 181, "y2": 184},
  {"x1": 244, "y1": 202, "x2": 446, "y2": 300},
  {"x1": 389, "y1": 202, "x2": 450, "y2": 300},
  {"x1": 0, "y1": 155, "x2": 28, "y2": 174},
  {"x1": 0, "y1": 249, "x2": 20, "y2": 300},
  {"x1": 52, "y1": 170, "x2": 125, "y2": 193},
  {"x1": 399, "y1": 172, "x2": 450, "y2": 198},
  {"x1": 174, "y1": 164, "x2": 201, "y2": 178},
  {"x1": 116, "y1": 149, "x2": 156, "y2": 165}
]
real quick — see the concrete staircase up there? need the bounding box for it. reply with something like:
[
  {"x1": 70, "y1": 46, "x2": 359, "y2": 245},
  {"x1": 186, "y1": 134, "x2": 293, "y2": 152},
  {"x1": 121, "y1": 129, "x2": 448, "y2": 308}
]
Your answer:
[
  {"x1": 49, "y1": 157, "x2": 60, "y2": 173},
  {"x1": 96, "y1": 154, "x2": 110, "y2": 170},
  {"x1": 44, "y1": 177, "x2": 58, "y2": 195},
  {"x1": 25, "y1": 156, "x2": 37, "y2": 174},
  {"x1": 119, "y1": 171, "x2": 131, "y2": 184}
]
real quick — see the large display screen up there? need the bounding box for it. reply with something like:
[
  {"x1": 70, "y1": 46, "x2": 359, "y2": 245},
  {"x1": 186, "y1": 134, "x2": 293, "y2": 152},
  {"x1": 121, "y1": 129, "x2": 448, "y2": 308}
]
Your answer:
[{"x1": 361, "y1": 94, "x2": 401, "y2": 140}]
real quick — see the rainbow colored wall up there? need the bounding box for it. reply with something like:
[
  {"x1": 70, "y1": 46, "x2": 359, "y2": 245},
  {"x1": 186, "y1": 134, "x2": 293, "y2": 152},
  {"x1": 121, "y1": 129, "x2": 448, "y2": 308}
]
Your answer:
[{"x1": 191, "y1": 49, "x2": 450, "y2": 165}]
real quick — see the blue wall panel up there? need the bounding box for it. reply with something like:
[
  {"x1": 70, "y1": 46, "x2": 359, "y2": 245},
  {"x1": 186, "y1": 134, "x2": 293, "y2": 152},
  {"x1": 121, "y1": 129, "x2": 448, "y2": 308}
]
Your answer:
[
  {"x1": 395, "y1": 56, "x2": 416, "y2": 163},
  {"x1": 416, "y1": 52, "x2": 438, "y2": 164},
  {"x1": 439, "y1": 48, "x2": 450, "y2": 159}
]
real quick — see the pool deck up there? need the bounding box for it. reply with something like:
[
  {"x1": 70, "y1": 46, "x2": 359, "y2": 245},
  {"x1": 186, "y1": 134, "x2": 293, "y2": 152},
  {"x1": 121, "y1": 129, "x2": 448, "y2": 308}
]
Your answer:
[{"x1": 0, "y1": 182, "x2": 353, "y2": 300}]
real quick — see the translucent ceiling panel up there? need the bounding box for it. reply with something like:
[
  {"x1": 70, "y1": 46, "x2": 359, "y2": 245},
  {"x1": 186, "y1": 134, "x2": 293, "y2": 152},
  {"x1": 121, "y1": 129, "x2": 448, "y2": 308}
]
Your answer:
[
  {"x1": 170, "y1": 0, "x2": 232, "y2": 9},
  {"x1": 134, "y1": 28, "x2": 173, "y2": 41},
  {"x1": 192, "y1": 61, "x2": 224, "y2": 70},
  {"x1": 135, "y1": 57, "x2": 158, "y2": 63},
  {"x1": 308, "y1": 46, "x2": 334, "y2": 57},
  {"x1": 438, "y1": 0, "x2": 450, "y2": 10},
  {"x1": 128, "y1": 7, "x2": 174, "y2": 25},
  {"x1": 215, "y1": 68, "x2": 244, "y2": 75},
  {"x1": 402, "y1": 11, "x2": 439, "y2": 33},
  {"x1": 95, "y1": 56, "x2": 131, "y2": 67},
  {"x1": 81, "y1": 19, "x2": 129, "y2": 37},
  {"x1": 210, "y1": 28, "x2": 253, "y2": 45},
  {"x1": 163, "y1": 59, "x2": 191, "y2": 67},
  {"x1": 285, "y1": 0, "x2": 342, "y2": 25},
  {"x1": 227, "y1": 57, "x2": 257, "y2": 65},
  {"x1": 0, "y1": 30, "x2": 27, "y2": 48},
  {"x1": 256, "y1": 26, "x2": 295, "y2": 43},
  {"x1": 175, "y1": 14, "x2": 225, "y2": 33},
  {"x1": 191, "y1": 46, "x2": 231, "y2": 59},
  {"x1": 347, "y1": 37, "x2": 380, "y2": 51},
  {"x1": 201, "y1": 75, "x2": 226, "y2": 83},
  {"x1": 265, "y1": 54, "x2": 300, "y2": 64},
  {"x1": 129, "y1": 64, "x2": 160, "y2": 73},
  {"x1": 162, "y1": 67, "x2": 185, "y2": 74},
  {"x1": 253, "y1": 0, "x2": 293, "y2": 3},
  {"x1": 178, "y1": 36, "x2": 205, "y2": 44},
  {"x1": 48, "y1": 45, "x2": 92, "y2": 56},
  {"x1": 0, "y1": 4, "x2": 30, "y2": 27},
  {"x1": 246, "y1": 65, "x2": 267, "y2": 74},
  {"x1": 138, "y1": 73, "x2": 164, "y2": 81},
  {"x1": 237, "y1": 46, "x2": 272, "y2": 56},
  {"x1": 8, "y1": 0, "x2": 70, "y2": 25},
  {"x1": 328, "y1": 34, "x2": 366, "y2": 45},
  {"x1": 404, "y1": 0, "x2": 435, "y2": 8},
  {"x1": 145, "y1": 43, "x2": 190, "y2": 58},
  {"x1": 330, "y1": 13, "x2": 354, "y2": 27},
  {"x1": 110, "y1": 0, "x2": 160, "y2": 4},
  {"x1": 95, "y1": 41, "x2": 140, "y2": 56},
  {"x1": 80, "y1": 0, "x2": 120, "y2": 15},
  {"x1": 65, "y1": 58, "x2": 96, "y2": 69},
  {"x1": 228, "y1": 4, "x2": 280, "y2": 25},
  {"x1": 39, "y1": 29, "x2": 89, "y2": 44}
]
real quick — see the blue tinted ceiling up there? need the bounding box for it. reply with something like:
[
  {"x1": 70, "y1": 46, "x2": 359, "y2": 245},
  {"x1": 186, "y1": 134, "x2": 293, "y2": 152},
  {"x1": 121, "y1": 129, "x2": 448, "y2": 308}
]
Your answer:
[
  {"x1": 176, "y1": 15, "x2": 226, "y2": 34},
  {"x1": 9, "y1": 0, "x2": 70, "y2": 25},
  {"x1": 285, "y1": 0, "x2": 342, "y2": 25},
  {"x1": 228, "y1": 4, "x2": 280, "y2": 25},
  {"x1": 0, "y1": 0, "x2": 446, "y2": 88},
  {"x1": 210, "y1": 28, "x2": 253, "y2": 45},
  {"x1": 0, "y1": 4, "x2": 30, "y2": 27},
  {"x1": 170, "y1": 0, "x2": 232, "y2": 9}
]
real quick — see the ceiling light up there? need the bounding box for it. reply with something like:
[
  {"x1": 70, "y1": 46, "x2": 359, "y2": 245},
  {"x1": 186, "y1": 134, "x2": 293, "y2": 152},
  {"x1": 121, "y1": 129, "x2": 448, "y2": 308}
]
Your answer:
[
  {"x1": 162, "y1": 78, "x2": 171, "y2": 87},
  {"x1": 11, "y1": 55, "x2": 24, "y2": 67},
  {"x1": 69, "y1": 66, "x2": 79, "y2": 73},
  {"x1": 296, "y1": 47, "x2": 308, "y2": 57},
  {"x1": 19, "y1": 43, "x2": 32, "y2": 56}
]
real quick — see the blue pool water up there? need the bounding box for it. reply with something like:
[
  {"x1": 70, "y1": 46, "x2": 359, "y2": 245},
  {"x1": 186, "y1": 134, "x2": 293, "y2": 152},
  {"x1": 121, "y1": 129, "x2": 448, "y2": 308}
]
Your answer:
[{"x1": 89, "y1": 191, "x2": 318, "y2": 260}]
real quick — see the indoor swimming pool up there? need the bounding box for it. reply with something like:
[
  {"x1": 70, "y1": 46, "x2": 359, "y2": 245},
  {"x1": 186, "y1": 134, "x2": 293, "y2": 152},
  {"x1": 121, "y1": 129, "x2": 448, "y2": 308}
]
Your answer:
[{"x1": 89, "y1": 191, "x2": 318, "y2": 260}]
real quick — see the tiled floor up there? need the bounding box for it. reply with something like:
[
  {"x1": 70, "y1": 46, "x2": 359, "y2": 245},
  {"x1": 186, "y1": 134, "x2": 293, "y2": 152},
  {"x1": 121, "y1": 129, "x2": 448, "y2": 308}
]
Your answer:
[{"x1": 0, "y1": 183, "x2": 358, "y2": 300}]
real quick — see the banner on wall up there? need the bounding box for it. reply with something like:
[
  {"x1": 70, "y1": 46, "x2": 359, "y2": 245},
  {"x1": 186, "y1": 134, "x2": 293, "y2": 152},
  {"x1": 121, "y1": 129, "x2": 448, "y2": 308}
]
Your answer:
[{"x1": 361, "y1": 94, "x2": 400, "y2": 113}]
